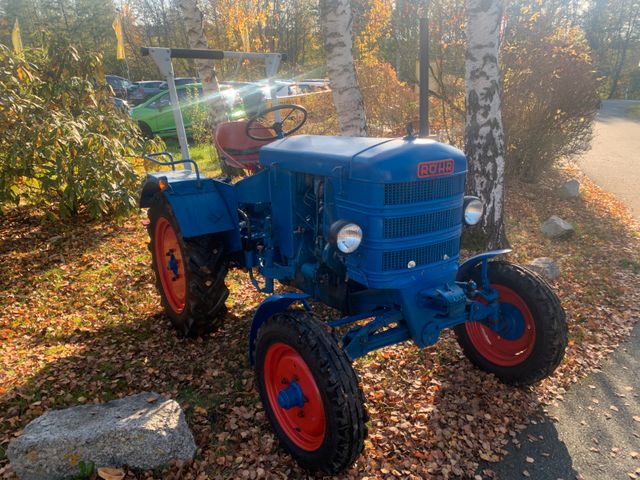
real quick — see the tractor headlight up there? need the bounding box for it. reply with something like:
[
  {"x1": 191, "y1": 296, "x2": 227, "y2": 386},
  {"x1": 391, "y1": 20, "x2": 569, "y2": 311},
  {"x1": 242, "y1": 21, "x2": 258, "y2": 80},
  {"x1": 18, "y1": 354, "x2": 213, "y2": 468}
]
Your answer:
[
  {"x1": 463, "y1": 196, "x2": 483, "y2": 226},
  {"x1": 330, "y1": 221, "x2": 363, "y2": 254}
]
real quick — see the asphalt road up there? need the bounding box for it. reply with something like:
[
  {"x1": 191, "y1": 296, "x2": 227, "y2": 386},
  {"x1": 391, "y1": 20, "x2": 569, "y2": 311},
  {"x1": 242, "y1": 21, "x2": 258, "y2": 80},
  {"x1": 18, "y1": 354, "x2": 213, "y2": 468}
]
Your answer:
[
  {"x1": 578, "y1": 100, "x2": 640, "y2": 220},
  {"x1": 479, "y1": 100, "x2": 640, "y2": 480}
]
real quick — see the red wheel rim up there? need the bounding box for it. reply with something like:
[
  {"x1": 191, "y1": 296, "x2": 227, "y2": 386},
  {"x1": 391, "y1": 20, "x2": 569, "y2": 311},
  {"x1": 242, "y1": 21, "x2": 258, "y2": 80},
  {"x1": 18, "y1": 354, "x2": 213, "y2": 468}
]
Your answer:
[
  {"x1": 263, "y1": 342, "x2": 326, "y2": 451},
  {"x1": 154, "y1": 217, "x2": 186, "y2": 314},
  {"x1": 465, "y1": 285, "x2": 536, "y2": 367}
]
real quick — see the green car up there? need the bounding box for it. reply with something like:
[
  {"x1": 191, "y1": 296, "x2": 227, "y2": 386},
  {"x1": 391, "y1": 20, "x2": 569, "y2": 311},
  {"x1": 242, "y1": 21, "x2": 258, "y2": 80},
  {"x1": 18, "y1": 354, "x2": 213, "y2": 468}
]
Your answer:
[{"x1": 130, "y1": 83, "x2": 245, "y2": 138}]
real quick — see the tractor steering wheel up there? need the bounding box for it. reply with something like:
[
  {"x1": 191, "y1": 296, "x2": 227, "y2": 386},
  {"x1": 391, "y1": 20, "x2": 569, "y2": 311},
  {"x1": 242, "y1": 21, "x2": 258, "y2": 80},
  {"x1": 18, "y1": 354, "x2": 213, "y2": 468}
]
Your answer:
[{"x1": 245, "y1": 104, "x2": 308, "y2": 141}]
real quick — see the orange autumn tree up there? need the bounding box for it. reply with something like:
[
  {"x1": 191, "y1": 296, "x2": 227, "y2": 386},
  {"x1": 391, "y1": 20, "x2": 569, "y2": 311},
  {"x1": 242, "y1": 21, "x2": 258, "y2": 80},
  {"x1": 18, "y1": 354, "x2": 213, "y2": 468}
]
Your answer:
[{"x1": 354, "y1": 0, "x2": 393, "y2": 60}]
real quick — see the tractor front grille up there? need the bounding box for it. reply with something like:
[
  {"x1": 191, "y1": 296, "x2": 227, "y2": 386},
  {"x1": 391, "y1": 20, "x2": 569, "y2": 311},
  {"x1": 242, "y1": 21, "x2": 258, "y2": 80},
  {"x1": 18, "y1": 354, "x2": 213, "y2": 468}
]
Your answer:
[
  {"x1": 383, "y1": 207, "x2": 462, "y2": 239},
  {"x1": 337, "y1": 171, "x2": 465, "y2": 287},
  {"x1": 382, "y1": 237, "x2": 460, "y2": 272},
  {"x1": 384, "y1": 173, "x2": 465, "y2": 205}
]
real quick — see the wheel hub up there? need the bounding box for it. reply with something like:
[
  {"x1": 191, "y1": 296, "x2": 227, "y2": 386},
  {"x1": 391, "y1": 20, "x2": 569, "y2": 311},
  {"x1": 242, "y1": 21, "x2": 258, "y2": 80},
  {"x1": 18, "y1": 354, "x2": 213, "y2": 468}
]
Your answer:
[
  {"x1": 166, "y1": 249, "x2": 180, "y2": 280},
  {"x1": 465, "y1": 284, "x2": 536, "y2": 367},
  {"x1": 263, "y1": 342, "x2": 326, "y2": 451},
  {"x1": 490, "y1": 303, "x2": 526, "y2": 340},
  {"x1": 154, "y1": 217, "x2": 186, "y2": 314},
  {"x1": 277, "y1": 379, "x2": 305, "y2": 410}
]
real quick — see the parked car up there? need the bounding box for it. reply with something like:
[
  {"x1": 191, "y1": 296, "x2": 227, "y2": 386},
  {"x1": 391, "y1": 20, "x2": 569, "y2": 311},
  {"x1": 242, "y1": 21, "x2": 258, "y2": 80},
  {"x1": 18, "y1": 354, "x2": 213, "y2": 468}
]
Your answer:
[
  {"x1": 131, "y1": 83, "x2": 243, "y2": 137},
  {"x1": 221, "y1": 80, "x2": 300, "y2": 114},
  {"x1": 127, "y1": 80, "x2": 164, "y2": 105},
  {"x1": 158, "y1": 77, "x2": 199, "y2": 89},
  {"x1": 297, "y1": 79, "x2": 330, "y2": 93},
  {"x1": 109, "y1": 96, "x2": 130, "y2": 111},
  {"x1": 223, "y1": 81, "x2": 268, "y2": 116},
  {"x1": 105, "y1": 74, "x2": 130, "y2": 99},
  {"x1": 264, "y1": 80, "x2": 301, "y2": 97}
]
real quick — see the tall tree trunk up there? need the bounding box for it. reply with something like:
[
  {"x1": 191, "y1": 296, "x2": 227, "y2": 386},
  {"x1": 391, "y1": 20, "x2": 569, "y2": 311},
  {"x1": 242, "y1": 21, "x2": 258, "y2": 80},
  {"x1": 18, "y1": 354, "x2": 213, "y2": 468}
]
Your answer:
[
  {"x1": 179, "y1": 0, "x2": 227, "y2": 126},
  {"x1": 464, "y1": 0, "x2": 508, "y2": 249},
  {"x1": 319, "y1": 0, "x2": 367, "y2": 136}
]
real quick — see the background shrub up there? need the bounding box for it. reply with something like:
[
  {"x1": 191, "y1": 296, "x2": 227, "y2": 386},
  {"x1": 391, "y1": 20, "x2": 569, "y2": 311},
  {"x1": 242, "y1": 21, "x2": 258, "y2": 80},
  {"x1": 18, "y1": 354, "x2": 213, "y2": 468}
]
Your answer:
[
  {"x1": 502, "y1": 18, "x2": 600, "y2": 182},
  {"x1": 0, "y1": 39, "x2": 156, "y2": 218}
]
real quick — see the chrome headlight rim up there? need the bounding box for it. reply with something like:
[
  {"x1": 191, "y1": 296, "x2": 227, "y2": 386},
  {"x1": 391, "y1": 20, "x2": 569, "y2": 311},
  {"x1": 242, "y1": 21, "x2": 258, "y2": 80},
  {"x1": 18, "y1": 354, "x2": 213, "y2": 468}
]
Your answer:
[
  {"x1": 329, "y1": 220, "x2": 363, "y2": 254},
  {"x1": 463, "y1": 196, "x2": 483, "y2": 226}
]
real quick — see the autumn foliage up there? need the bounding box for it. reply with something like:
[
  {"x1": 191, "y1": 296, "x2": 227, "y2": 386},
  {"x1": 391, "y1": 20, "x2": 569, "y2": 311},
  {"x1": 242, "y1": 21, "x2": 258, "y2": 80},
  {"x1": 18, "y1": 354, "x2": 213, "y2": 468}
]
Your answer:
[
  {"x1": 502, "y1": 17, "x2": 600, "y2": 181},
  {"x1": 0, "y1": 40, "x2": 154, "y2": 218}
]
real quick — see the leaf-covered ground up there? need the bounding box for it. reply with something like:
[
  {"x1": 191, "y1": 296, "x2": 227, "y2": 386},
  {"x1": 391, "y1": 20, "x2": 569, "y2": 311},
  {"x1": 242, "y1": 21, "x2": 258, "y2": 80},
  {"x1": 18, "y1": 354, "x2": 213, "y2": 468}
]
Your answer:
[{"x1": 1, "y1": 167, "x2": 639, "y2": 480}]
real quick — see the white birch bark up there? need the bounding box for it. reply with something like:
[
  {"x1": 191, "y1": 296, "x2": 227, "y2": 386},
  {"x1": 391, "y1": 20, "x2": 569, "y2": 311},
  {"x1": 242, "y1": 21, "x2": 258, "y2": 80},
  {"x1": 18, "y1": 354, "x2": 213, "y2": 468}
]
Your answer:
[
  {"x1": 319, "y1": 0, "x2": 368, "y2": 136},
  {"x1": 464, "y1": 0, "x2": 508, "y2": 248},
  {"x1": 180, "y1": 0, "x2": 227, "y2": 126}
]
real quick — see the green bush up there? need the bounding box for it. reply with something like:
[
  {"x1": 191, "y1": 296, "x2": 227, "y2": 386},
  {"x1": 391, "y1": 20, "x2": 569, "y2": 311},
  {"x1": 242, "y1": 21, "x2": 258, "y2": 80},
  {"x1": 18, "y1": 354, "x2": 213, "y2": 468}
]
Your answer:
[
  {"x1": 628, "y1": 69, "x2": 640, "y2": 100},
  {"x1": 502, "y1": 18, "x2": 600, "y2": 182},
  {"x1": 0, "y1": 39, "x2": 154, "y2": 218}
]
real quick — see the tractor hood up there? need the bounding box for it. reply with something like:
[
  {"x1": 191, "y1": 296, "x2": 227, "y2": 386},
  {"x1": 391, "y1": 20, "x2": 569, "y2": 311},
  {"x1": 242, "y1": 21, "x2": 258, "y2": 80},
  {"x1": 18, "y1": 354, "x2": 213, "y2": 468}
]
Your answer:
[{"x1": 259, "y1": 135, "x2": 467, "y2": 183}]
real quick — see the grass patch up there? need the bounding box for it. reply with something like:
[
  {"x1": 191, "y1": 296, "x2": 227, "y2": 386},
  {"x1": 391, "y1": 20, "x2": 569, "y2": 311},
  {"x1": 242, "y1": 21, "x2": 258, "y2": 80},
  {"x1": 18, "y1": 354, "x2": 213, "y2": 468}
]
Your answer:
[
  {"x1": 621, "y1": 257, "x2": 640, "y2": 274},
  {"x1": 627, "y1": 103, "x2": 640, "y2": 119},
  {"x1": 164, "y1": 138, "x2": 222, "y2": 177}
]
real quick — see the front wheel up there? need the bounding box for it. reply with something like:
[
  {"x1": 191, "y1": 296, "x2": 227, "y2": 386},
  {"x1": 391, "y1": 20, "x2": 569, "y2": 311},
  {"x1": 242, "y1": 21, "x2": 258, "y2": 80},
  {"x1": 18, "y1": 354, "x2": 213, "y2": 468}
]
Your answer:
[
  {"x1": 254, "y1": 311, "x2": 367, "y2": 474},
  {"x1": 455, "y1": 261, "x2": 567, "y2": 385}
]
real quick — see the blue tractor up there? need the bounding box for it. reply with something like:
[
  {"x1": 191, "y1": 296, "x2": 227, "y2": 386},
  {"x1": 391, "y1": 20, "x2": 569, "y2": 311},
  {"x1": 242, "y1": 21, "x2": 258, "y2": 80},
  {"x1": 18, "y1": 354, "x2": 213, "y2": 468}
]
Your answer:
[{"x1": 140, "y1": 47, "x2": 567, "y2": 473}]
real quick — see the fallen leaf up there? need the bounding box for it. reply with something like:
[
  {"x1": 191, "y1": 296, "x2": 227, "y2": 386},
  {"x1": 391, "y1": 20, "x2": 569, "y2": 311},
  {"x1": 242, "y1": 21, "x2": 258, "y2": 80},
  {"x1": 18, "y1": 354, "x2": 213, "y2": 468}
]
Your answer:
[
  {"x1": 97, "y1": 467, "x2": 125, "y2": 480},
  {"x1": 194, "y1": 406, "x2": 208, "y2": 416}
]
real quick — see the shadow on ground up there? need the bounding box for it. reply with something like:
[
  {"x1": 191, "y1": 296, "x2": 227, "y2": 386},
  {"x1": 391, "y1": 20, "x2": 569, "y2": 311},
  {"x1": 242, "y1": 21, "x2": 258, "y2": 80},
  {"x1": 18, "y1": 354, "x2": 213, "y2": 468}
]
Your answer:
[{"x1": 1, "y1": 163, "x2": 640, "y2": 478}]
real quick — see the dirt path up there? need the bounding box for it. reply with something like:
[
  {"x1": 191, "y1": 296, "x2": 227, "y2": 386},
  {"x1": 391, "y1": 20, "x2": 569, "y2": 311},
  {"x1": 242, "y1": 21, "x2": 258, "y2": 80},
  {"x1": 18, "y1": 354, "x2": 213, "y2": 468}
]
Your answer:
[{"x1": 481, "y1": 101, "x2": 640, "y2": 480}]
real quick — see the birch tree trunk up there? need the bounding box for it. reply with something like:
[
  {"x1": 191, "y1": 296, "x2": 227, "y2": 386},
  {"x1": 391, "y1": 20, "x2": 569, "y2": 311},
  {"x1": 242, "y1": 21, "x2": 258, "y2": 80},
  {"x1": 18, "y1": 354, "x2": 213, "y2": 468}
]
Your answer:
[
  {"x1": 319, "y1": 0, "x2": 367, "y2": 136},
  {"x1": 180, "y1": 0, "x2": 227, "y2": 126},
  {"x1": 464, "y1": 0, "x2": 508, "y2": 248}
]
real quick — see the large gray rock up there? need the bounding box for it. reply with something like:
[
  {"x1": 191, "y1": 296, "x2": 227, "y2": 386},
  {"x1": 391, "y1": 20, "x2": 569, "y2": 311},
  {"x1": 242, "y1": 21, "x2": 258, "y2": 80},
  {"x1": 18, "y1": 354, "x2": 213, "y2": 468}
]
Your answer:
[
  {"x1": 558, "y1": 179, "x2": 580, "y2": 199},
  {"x1": 540, "y1": 215, "x2": 574, "y2": 238},
  {"x1": 7, "y1": 393, "x2": 195, "y2": 480},
  {"x1": 527, "y1": 257, "x2": 561, "y2": 280}
]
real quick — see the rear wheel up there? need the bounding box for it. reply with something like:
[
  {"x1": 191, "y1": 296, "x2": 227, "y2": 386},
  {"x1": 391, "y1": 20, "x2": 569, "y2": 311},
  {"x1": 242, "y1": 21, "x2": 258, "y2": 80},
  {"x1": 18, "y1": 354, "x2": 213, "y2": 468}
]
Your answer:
[
  {"x1": 454, "y1": 261, "x2": 567, "y2": 385},
  {"x1": 147, "y1": 194, "x2": 229, "y2": 336},
  {"x1": 254, "y1": 311, "x2": 367, "y2": 474}
]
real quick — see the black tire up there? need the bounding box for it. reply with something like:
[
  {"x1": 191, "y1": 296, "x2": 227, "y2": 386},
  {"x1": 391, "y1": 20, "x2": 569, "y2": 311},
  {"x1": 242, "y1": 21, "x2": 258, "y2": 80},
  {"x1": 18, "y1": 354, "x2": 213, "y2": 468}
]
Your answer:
[
  {"x1": 138, "y1": 121, "x2": 153, "y2": 138},
  {"x1": 254, "y1": 311, "x2": 367, "y2": 474},
  {"x1": 147, "y1": 193, "x2": 229, "y2": 336},
  {"x1": 454, "y1": 261, "x2": 567, "y2": 386}
]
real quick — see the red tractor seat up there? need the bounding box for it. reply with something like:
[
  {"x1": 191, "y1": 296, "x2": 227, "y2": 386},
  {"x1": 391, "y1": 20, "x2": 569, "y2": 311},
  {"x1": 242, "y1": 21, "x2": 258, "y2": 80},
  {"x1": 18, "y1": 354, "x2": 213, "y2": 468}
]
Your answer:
[{"x1": 214, "y1": 120, "x2": 275, "y2": 174}]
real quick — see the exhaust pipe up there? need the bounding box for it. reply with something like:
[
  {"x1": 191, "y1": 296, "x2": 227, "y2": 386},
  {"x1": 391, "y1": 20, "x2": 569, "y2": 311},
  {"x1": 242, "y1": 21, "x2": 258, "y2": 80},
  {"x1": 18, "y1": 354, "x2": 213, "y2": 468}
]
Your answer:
[{"x1": 419, "y1": 17, "x2": 429, "y2": 137}]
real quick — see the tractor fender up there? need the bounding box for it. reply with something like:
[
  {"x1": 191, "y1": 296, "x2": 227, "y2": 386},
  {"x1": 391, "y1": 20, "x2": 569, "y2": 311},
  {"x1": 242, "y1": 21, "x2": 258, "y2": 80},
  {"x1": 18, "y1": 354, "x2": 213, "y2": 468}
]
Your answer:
[
  {"x1": 457, "y1": 248, "x2": 512, "y2": 281},
  {"x1": 248, "y1": 293, "x2": 311, "y2": 365},
  {"x1": 140, "y1": 173, "x2": 242, "y2": 251}
]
